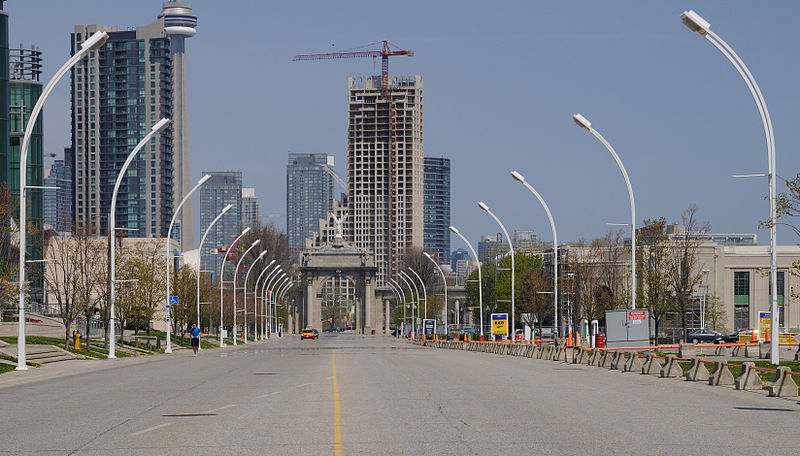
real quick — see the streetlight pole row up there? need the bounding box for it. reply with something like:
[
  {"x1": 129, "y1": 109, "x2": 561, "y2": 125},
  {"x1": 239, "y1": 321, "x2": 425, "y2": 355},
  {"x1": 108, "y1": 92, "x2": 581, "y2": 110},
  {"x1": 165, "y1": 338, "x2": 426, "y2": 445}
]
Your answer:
[{"x1": 423, "y1": 252, "x2": 448, "y2": 335}]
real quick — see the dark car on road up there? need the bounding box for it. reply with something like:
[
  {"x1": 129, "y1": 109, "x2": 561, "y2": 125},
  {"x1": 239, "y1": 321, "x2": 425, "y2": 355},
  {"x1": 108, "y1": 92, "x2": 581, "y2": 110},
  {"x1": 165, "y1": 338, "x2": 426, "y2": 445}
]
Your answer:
[
  {"x1": 720, "y1": 328, "x2": 751, "y2": 343},
  {"x1": 687, "y1": 328, "x2": 725, "y2": 344}
]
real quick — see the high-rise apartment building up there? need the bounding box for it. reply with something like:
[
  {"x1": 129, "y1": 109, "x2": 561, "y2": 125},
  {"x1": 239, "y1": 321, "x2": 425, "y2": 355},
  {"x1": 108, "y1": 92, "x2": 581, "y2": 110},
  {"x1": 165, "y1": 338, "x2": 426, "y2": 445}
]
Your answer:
[
  {"x1": 7, "y1": 44, "x2": 45, "y2": 306},
  {"x1": 451, "y1": 248, "x2": 471, "y2": 271},
  {"x1": 423, "y1": 156, "x2": 450, "y2": 264},
  {"x1": 347, "y1": 75, "x2": 424, "y2": 284},
  {"x1": 159, "y1": 0, "x2": 197, "y2": 248},
  {"x1": 43, "y1": 147, "x2": 73, "y2": 233},
  {"x1": 241, "y1": 187, "x2": 259, "y2": 227},
  {"x1": 286, "y1": 153, "x2": 334, "y2": 249},
  {"x1": 199, "y1": 171, "x2": 241, "y2": 273},
  {"x1": 70, "y1": 20, "x2": 174, "y2": 238}
]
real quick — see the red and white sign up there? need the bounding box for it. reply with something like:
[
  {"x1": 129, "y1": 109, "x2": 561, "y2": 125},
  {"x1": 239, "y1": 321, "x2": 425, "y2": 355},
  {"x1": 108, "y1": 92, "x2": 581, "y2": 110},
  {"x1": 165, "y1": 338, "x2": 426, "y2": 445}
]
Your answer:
[{"x1": 628, "y1": 311, "x2": 647, "y2": 321}]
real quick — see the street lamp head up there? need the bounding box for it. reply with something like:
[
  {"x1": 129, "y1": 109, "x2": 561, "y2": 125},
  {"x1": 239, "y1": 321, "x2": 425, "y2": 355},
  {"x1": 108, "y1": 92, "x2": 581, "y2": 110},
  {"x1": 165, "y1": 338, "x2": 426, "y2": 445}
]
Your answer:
[
  {"x1": 680, "y1": 10, "x2": 711, "y2": 35},
  {"x1": 257, "y1": 250, "x2": 268, "y2": 259},
  {"x1": 250, "y1": 239, "x2": 261, "y2": 247},
  {"x1": 266, "y1": 259, "x2": 276, "y2": 267},
  {"x1": 221, "y1": 203, "x2": 233, "y2": 214},
  {"x1": 572, "y1": 113, "x2": 591, "y2": 130},
  {"x1": 423, "y1": 251, "x2": 432, "y2": 260},
  {"x1": 198, "y1": 174, "x2": 212, "y2": 185},
  {"x1": 81, "y1": 31, "x2": 109, "y2": 51},
  {"x1": 151, "y1": 117, "x2": 171, "y2": 134},
  {"x1": 240, "y1": 227, "x2": 252, "y2": 236},
  {"x1": 510, "y1": 170, "x2": 526, "y2": 182},
  {"x1": 449, "y1": 226, "x2": 460, "y2": 234},
  {"x1": 477, "y1": 201, "x2": 489, "y2": 212}
]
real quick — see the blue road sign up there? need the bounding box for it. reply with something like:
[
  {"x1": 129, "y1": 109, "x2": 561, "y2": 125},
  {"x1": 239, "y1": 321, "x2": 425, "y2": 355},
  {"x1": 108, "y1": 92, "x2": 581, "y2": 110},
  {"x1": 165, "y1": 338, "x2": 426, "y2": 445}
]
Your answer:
[{"x1": 169, "y1": 296, "x2": 178, "y2": 306}]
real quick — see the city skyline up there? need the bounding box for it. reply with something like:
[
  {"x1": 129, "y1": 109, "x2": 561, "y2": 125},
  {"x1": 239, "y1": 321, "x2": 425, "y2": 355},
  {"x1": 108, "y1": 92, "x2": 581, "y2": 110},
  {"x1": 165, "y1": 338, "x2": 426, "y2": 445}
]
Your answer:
[{"x1": 5, "y1": 1, "x2": 800, "y2": 249}]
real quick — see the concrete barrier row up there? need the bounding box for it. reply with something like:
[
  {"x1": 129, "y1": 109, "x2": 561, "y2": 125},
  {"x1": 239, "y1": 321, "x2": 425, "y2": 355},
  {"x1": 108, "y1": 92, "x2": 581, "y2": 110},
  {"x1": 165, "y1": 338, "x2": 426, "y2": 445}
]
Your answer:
[{"x1": 411, "y1": 339, "x2": 799, "y2": 398}]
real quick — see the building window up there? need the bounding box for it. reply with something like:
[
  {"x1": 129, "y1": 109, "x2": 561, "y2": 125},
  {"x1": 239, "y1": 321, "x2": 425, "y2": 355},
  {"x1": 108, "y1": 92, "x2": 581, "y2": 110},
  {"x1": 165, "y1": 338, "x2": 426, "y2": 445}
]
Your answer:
[{"x1": 734, "y1": 271, "x2": 749, "y2": 330}]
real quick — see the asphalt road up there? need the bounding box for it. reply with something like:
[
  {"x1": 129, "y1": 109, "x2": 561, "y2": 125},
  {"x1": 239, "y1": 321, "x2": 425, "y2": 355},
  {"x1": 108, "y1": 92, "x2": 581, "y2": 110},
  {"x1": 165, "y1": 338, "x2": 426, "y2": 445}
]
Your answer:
[{"x1": 0, "y1": 334, "x2": 798, "y2": 455}]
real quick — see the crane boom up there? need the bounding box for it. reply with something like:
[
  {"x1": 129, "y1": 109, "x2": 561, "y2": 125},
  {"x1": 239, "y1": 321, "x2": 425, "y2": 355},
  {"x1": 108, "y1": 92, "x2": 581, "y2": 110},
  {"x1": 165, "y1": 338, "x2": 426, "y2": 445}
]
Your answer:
[{"x1": 292, "y1": 40, "x2": 413, "y2": 100}]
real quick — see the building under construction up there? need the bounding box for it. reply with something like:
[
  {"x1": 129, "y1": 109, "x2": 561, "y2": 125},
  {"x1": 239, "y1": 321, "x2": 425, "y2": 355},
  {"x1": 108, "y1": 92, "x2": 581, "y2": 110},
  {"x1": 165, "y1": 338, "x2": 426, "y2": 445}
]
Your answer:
[{"x1": 347, "y1": 75, "x2": 424, "y2": 285}]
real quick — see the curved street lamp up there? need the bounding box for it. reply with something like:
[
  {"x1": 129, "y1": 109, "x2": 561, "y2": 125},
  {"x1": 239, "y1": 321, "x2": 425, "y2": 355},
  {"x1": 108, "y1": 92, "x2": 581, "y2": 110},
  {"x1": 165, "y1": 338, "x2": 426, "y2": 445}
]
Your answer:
[
  {"x1": 423, "y1": 252, "x2": 448, "y2": 335},
  {"x1": 218, "y1": 227, "x2": 251, "y2": 347},
  {"x1": 16, "y1": 31, "x2": 108, "y2": 370},
  {"x1": 233, "y1": 239, "x2": 260, "y2": 344},
  {"x1": 478, "y1": 201, "x2": 515, "y2": 340},
  {"x1": 511, "y1": 171, "x2": 560, "y2": 339},
  {"x1": 388, "y1": 278, "x2": 407, "y2": 333},
  {"x1": 243, "y1": 250, "x2": 268, "y2": 342},
  {"x1": 400, "y1": 271, "x2": 422, "y2": 336},
  {"x1": 573, "y1": 113, "x2": 636, "y2": 311},
  {"x1": 197, "y1": 204, "x2": 233, "y2": 328},
  {"x1": 259, "y1": 266, "x2": 282, "y2": 336},
  {"x1": 680, "y1": 10, "x2": 779, "y2": 363},
  {"x1": 397, "y1": 272, "x2": 418, "y2": 337},
  {"x1": 165, "y1": 174, "x2": 211, "y2": 353},
  {"x1": 408, "y1": 267, "x2": 427, "y2": 324},
  {"x1": 450, "y1": 226, "x2": 483, "y2": 337},
  {"x1": 109, "y1": 118, "x2": 171, "y2": 359},
  {"x1": 252, "y1": 259, "x2": 277, "y2": 339},
  {"x1": 265, "y1": 271, "x2": 287, "y2": 333}
]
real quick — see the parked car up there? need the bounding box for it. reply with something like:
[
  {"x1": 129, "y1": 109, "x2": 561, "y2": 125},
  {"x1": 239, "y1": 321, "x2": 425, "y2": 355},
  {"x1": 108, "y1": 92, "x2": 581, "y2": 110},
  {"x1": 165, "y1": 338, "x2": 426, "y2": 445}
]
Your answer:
[
  {"x1": 721, "y1": 328, "x2": 751, "y2": 343},
  {"x1": 687, "y1": 328, "x2": 725, "y2": 344}
]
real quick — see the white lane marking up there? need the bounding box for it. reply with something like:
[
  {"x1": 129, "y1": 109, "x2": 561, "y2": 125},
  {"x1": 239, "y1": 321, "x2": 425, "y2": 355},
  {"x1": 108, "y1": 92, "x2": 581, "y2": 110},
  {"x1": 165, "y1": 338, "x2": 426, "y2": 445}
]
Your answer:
[
  {"x1": 295, "y1": 382, "x2": 314, "y2": 388},
  {"x1": 131, "y1": 422, "x2": 173, "y2": 436},
  {"x1": 326, "y1": 376, "x2": 335, "y2": 380},
  {"x1": 257, "y1": 391, "x2": 281, "y2": 398},
  {"x1": 205, "y1": 404, "x2": 237, "y2": 413}
]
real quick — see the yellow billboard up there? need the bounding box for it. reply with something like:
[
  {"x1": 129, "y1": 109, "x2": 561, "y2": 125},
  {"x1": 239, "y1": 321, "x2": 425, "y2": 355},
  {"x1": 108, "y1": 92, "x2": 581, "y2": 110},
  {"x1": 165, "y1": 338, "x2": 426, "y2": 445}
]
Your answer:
[{"x1": 491, "y1": 313, "x2": 508, "y2": 335}]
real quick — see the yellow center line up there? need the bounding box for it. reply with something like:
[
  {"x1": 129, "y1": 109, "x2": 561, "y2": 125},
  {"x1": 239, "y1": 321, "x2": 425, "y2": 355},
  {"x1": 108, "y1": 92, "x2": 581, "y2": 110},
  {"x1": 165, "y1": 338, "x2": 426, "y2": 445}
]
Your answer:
[{"x1": 332, "y1": 351, "x2": 342, "y2": 456}]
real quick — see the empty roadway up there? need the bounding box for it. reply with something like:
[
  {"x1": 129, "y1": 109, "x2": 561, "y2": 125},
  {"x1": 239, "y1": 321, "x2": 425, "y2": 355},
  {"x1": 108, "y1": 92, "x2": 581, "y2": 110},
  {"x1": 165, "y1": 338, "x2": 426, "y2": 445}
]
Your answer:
[{"x1": 0, "y1": 334, "x2": 798, "y2": 455}]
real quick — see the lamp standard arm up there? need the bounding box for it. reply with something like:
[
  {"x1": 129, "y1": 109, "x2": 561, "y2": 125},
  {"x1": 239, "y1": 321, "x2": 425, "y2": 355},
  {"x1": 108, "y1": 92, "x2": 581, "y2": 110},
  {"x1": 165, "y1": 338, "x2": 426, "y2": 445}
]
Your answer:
[
  {"x1": 16, "y1": 31, "x2": 109, "y2": 370},
  {"x1": 166, "y1": 174, "x2": 211, "y2": 353},
  {"x1": 450, "y1": 226, "x2": 483, "y2": 337},
  {"x1": 218, "y1": 227, "x2": 252, "y2": 347},
  {"x1": 680, "y1": 9, "x2": 777, "y2": 362},
  {"x1": 511, "y1": 171, "x2": 560, "y2": 338},
  {"x1": 233, "y1": 240, "x2": 260, "y2": 344},
  {"x1": 109, "y1": 118, "x2": 171, "y2": 359},
  {"x1": 478, "y1": 203, "x2": 515, "y2": 339},
  {"x1": 197, "y1": 204, "x2": 232, "y2": 327},
  {"x1": 408, "y1": 267, "x2": 427, "y2": 323}
]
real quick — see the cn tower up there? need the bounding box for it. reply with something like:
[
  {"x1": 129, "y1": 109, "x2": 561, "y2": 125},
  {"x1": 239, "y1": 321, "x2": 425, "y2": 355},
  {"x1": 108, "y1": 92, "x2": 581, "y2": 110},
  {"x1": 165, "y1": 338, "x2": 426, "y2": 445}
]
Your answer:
[{"x1": 159, "y1": 0, "x2": 197, "y2": 249}]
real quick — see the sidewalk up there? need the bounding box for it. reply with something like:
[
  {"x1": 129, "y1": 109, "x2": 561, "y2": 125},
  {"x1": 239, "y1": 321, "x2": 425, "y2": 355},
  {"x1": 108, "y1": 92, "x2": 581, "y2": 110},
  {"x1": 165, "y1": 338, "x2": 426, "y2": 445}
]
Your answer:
[{"x1": 0, "y1": 336, "x2": 275, "y2": 390}]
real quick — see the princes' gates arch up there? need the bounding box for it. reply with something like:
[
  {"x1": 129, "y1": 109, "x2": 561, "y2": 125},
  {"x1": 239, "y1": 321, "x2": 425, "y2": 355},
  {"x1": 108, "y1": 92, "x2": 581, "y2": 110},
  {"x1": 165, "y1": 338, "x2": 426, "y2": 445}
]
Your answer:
[
  {"x1": 296, "y1": 238, "x2": 381, "y2": 334},
  {"x1": 291, "y1": 232, "x2": 468, "y2": 335}
]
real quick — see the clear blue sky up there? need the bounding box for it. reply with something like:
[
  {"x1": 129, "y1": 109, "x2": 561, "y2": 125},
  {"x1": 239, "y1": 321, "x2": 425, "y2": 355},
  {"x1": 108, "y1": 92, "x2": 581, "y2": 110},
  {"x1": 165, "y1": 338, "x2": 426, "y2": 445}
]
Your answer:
[{"x1": 7, "y1": 1, "x2": 800, "y2": 248}]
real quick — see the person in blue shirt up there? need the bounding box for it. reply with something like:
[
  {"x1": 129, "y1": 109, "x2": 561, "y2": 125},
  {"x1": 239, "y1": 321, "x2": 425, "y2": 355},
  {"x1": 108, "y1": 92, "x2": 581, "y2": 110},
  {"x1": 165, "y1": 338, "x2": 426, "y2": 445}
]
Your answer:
[{"x1": 190, "y1": 323, "x2": 201, "y2": 357}]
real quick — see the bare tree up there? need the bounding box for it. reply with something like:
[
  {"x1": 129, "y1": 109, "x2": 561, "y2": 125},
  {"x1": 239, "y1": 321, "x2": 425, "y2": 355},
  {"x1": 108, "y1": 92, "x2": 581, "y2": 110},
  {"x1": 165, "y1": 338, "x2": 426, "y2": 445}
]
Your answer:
[
  {"x1": 637, "y1": 218, "x2": 671, "y2": 342},
  {"x1": 668, "y1": 204, "x2": 710, "y2": 341},
  {"x1": 43, "y1": 233, "x2": 82, "y2": 350},
  {"x1": 400, "y1": 247, "x2": 441, "y2": 320},
  {"x1": 72, "y1": 222, "x2": 105, "y2": 351},
  {"x1": 0, "y1": 183, "x2": 19, "y2": 319}
]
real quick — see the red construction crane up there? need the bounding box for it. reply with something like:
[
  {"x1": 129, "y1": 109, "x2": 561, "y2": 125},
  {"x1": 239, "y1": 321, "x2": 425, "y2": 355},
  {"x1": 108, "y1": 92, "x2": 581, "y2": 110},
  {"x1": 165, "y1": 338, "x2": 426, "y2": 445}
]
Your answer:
[{"x1": 292, "y1": 40, "x2": 413, "y2": 100}]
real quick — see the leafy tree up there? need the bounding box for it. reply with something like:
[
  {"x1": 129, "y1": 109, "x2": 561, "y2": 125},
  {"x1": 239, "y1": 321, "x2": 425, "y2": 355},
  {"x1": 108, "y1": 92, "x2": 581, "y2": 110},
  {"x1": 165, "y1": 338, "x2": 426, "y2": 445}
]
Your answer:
[
  {"x1": 170, "y1": 265, "x2": 197, "y2": 340},
  {"x1": 118, "y1": 241, "x2": 166, "y2": 335}
]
